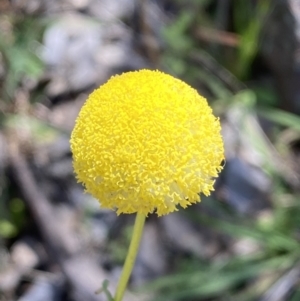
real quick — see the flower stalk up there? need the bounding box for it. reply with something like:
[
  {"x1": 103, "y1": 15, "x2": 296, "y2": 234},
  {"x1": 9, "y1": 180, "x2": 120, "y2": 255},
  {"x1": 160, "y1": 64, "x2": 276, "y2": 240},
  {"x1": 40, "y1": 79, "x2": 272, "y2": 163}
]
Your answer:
[{"x1": 114, "y1": 213, "x2": 146, "y2": 301}]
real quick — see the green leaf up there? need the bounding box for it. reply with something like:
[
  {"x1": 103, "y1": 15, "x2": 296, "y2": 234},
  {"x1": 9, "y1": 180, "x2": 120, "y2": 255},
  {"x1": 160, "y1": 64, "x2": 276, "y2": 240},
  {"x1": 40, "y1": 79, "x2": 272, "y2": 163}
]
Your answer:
[
  {"x1": 0, "y1": 220, "x2": 17, "y2": 238},
  {"x1": 95, "y1": 279, "x2": 114, "y2": 301},
  {"x1": 259, "y1": 108, "x2": 300, "y2": 132}
]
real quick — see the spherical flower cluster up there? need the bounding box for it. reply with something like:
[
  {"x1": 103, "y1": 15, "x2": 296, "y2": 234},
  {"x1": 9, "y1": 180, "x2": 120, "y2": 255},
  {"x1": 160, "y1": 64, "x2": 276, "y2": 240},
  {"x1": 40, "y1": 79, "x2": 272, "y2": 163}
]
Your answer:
[{"x1": 70, "y1": 69, "x2": 224, "y2": 216}]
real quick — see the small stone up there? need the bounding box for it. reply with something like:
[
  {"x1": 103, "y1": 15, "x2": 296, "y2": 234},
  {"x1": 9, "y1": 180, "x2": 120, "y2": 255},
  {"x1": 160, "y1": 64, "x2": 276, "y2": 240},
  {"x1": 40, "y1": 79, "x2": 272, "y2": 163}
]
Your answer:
[{"x1": 11, "y1": 238, "x2": 40, "y2": 269}]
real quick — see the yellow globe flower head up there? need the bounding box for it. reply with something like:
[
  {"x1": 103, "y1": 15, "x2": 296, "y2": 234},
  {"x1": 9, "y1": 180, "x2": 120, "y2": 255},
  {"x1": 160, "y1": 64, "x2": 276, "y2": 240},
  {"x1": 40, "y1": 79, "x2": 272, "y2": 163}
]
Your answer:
[{"x1": 70, "y1": 70, "x2": 224, "y2": 216}]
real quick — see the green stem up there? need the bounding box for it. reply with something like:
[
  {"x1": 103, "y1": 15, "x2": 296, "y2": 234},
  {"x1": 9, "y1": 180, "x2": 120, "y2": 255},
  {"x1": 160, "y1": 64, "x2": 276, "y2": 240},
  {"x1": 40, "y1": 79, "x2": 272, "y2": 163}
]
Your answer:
[{"x1": 114, "y1": 212, "x2": 146, "y2": 301}]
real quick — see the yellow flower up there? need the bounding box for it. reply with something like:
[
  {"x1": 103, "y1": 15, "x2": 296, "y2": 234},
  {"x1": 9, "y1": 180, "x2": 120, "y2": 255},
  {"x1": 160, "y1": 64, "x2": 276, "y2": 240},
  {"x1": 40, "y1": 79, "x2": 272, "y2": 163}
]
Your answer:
[{"x1": 70, "y1": 69, "x2": 224, "y2": 216}]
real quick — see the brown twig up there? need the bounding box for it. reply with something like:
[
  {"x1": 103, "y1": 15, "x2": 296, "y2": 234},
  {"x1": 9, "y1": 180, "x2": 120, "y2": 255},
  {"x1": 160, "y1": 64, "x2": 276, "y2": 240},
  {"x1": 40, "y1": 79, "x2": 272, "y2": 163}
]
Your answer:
[
  {"x1": 134, "y1": 0, "x2": 161, "y2": 67},
  {"x1": 188, "y1": 51, "x2": 246, "y2": 93},
  {"x1": 7, "y1": 137, "x2": 108, "y2": 301},
  {"x1": 195, "y1": 27, "x2": 240, "y2": 47}
]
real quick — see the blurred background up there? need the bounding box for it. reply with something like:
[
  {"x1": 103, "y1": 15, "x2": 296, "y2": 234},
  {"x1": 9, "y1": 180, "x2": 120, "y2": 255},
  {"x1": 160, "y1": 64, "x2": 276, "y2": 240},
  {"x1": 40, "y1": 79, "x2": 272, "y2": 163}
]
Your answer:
[{"x1": 1, "y1": 0, "x2": 300, "y2": 300}]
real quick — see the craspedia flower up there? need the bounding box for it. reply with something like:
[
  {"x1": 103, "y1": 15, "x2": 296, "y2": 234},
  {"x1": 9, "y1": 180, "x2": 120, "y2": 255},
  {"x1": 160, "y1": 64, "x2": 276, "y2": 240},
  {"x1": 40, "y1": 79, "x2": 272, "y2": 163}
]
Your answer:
[{"x1": 70, "y1": 69, "x2": 224, "y2": 216}]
